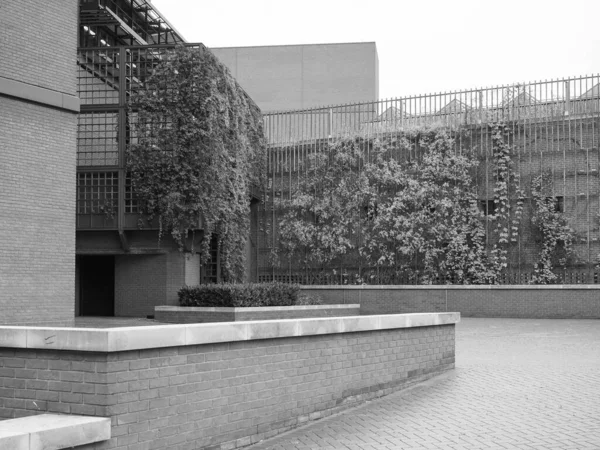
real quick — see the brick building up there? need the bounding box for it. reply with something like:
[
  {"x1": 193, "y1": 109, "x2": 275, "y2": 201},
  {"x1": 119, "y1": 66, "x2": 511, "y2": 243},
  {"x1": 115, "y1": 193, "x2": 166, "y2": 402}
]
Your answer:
[
  {"x1": 75, "y1": 0, "x2": 190, "y2": 319},
  {"x1": 74, "y1": 0, "x2": 265, "y2": 318},
  {"x1": 1, "y1": 0, "x2": 262, "y2": 323},
  {"x1": 3, "y1": 1, "x2": 599, "y2": 327},
  {"x1": 0, "y1": 0, "x2": 79, "y2": 324}
]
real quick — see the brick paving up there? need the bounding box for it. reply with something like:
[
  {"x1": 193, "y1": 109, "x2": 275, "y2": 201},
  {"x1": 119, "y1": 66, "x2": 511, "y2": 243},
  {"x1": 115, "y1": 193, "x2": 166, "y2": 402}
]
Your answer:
[{"x1": 247, "y1": 318, "x2": 600, "y2": 449}]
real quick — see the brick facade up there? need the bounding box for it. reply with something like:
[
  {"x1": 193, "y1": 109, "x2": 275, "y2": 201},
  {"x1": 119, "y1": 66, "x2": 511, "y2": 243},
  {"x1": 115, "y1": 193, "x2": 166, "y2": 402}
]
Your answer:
[
  {"x1": 0, "y1": 0, "x2": 77, "y2": 95},
  {"x1": 0, "y1": 0, "x2": 78, "y2": 325},
  {"x1": 0, "y1": 324, "x2": 455, "y2": 449},
  {"x1": 303, "y1": 286, "x2": 600, "y2": 319},
  {"x1": 0, "y1": 98, "x2": 77, "y2": 324},
  {"x1": 115, "y1": 253, "x2": 186, "y2": 318}
]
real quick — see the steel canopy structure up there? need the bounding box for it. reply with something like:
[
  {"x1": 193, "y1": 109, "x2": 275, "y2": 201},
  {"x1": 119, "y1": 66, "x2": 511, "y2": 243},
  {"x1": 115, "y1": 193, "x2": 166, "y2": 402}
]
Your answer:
[{"x1": 79, "y1": 0, "x2": 186, "y2": 47}]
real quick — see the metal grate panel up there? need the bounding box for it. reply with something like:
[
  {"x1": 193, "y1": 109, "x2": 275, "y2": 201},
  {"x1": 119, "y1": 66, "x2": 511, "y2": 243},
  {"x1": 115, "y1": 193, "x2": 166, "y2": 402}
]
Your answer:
[
  {"x1": 77, "y1": 112, "x2": 119, "y2": 166},
  {"x1": 77, "y1": 48, "x2": 120, "y2": 106},
  {"x1": 124, "y1": 173, "x2": 140, "y2": 214},
  {"x1": 77, "y1": 172, "x2": 119, "y2": 215}
]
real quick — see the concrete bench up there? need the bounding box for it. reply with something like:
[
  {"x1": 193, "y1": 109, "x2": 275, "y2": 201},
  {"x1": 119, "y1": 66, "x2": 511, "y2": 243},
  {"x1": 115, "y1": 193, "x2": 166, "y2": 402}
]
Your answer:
[{"x1": 0, "y1": 414, "x2": 110, "y2": 450}]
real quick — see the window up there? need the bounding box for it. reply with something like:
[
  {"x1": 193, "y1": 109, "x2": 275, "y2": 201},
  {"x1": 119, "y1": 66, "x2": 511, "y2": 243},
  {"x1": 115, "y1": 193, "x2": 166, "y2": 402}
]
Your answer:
[
  {"x1": 201, "y1": 235, "x2": 220, "y2": 284},
  {"x1": 77, "y1": 172, "x2": 118, "y2": 214},
  {"x1": 479, "y1": 199, "x2": 496, "y2": 216}
]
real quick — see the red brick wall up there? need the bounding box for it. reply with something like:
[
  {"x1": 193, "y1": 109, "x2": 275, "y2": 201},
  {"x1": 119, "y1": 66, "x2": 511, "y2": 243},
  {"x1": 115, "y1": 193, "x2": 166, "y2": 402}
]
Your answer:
[
  {"x1": 0, "y1": 97, "x2": 77, "y2": 324},
  {"x1": 156, "y1": 310, "x2": 236, "y2": 323},
  {"x1": 302, "y1": 286, "x2": 600, "y2": 318},
  {"x1": 166, "y1": 252, "x2": 186, "y2": 306},
  {"x1": 115, "y1": 255, "x2": 168, "y2": 317},
  {"x1": 0, "y1": 0, "x2": 77, "y2": 95},
  {"x1": 115, "y1": 253, "x2": 186, "y2": 317},
  {"x1": 0, "y1": 0, "x2": 78, "y2": 324},
  {"x1": 0, "y1": 325, "x2": 455, "y2": 449}
]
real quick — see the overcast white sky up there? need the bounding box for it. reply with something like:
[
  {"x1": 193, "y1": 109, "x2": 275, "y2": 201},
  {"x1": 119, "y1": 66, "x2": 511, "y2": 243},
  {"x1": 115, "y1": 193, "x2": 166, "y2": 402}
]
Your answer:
[{"x1": 152, "y1": 0, "x2": 600, "y2": 100}]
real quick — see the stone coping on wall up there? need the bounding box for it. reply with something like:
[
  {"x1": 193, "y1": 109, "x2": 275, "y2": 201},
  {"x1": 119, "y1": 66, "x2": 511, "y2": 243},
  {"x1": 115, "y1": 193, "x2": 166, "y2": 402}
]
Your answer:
[
  {"x1": 0, "y1": 76, "x2": 80, "y2": 113},
  {"x1": 156, "y1": 304, "x2": 361, "y2": 312},
  {"x1": 301, "y1": 284, "x2": 600, "y2": 290},
  {"x1": 0, "y1": 313, "x2": 459, "y2": 353},
  {"x1": 0, "y1": 414, "x2": 110, "y2": 449}
]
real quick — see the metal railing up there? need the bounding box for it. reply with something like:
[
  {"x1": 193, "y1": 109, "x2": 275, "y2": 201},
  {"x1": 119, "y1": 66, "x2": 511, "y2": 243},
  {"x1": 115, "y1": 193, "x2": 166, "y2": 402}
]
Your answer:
[{"x1": 263, "y1": 75, "x2": 600, "y2": 145}]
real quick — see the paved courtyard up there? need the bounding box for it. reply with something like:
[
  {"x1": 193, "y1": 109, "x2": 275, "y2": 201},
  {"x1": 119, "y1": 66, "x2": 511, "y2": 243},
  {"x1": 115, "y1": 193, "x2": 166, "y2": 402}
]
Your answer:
[{"x1": 248, "y1": 318, "x2": 600, "y2": 449}]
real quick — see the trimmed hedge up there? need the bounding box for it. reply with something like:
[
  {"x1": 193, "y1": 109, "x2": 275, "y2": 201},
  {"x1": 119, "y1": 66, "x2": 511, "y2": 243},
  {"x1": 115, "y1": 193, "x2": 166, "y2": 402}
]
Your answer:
[{"x1": 178, "y1": 283, "x2": 322, "y2": 307}]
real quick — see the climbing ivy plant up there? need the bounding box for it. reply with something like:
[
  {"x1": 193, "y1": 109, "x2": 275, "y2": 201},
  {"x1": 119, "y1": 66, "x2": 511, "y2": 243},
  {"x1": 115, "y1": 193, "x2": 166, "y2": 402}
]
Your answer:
[
  {"x1": 360, "y1": 128, "x2": 498, "y2": 284},
  {"x1": 278, "y1": 121, "x2": 579, "y2": 285},
  {"x1": 530, "y1": 172, "x2": 574, "y2": 284},
  {"x1": 127, "y1": 45, "x2": 266, "y2": 282},
  {"x1": 279, "y1": 126, "x2": 501, "y2": 284},
  {"x1": 488, "y1": 123, "x2": 525, "y2": 273},
  {"x1": 278, "y1": 136, "x2": 368, "y2": 267}
]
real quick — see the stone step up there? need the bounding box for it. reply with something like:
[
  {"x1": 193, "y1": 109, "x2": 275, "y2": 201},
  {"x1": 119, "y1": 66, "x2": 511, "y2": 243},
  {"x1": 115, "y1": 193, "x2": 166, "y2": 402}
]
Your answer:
[{"x1": 0, "y1": 414, "x2": 110, "y2": 450}]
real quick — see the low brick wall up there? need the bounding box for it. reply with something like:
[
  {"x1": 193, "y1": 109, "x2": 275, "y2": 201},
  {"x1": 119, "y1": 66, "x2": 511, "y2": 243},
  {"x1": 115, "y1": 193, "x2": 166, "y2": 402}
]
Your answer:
[
  {"x1": 0, "y1": 313, "x2": 457, "y2": 449},
  {"x1": 155, "y1": 304, "x2": 361, "y2": 323},
  {"x1": 301, "y1": 285, "x2": 600, "y2": 319}
]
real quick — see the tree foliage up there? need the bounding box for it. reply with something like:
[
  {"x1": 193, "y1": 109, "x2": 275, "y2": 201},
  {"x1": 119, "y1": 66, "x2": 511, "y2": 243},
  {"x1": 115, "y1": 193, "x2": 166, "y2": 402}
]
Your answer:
[{"x1": 127, "y1": 45, "x2": 266, "y2": 281}]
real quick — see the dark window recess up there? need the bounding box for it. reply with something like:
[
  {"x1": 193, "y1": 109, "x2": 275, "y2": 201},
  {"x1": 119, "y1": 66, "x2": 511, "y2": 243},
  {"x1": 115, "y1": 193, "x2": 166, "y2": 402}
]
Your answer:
[
  {"x1": 552, "y1": 196, "x2": 564, "y2": 213},
  {"x1": 479, "y1": 199, "x2": 497, "y2": 216},
  {"x1": 79, "y1": 255, "x2": 114, "y2": 317},
  {"x1": 201, "y1": 235, "x2": 220, "y2": 284},
  {"x1": 419, "y1": 201, "x2": 437, "y2": 215},
  {"x1": 363, "y1": 204, "x2": 378, "y2": 221}
]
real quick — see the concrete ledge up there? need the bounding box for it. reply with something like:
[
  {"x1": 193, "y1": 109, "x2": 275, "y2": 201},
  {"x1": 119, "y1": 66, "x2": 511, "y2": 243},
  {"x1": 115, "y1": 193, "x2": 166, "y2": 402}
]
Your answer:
[
  {"x1": 158, "y1": 304, "x2": 361, "y2": 312},
  {"x1": 0, "y1": 76, "x2": 80, "y2": 113},
  {"x1": 155, "y1": 304, "x2": 361, "y2": 323},
  {"x1": 0, "y1": 414, "x2": 110, "y2": 450},
  {"x1": 0, "y1": 312, "x2": 459, "y2": 352}
]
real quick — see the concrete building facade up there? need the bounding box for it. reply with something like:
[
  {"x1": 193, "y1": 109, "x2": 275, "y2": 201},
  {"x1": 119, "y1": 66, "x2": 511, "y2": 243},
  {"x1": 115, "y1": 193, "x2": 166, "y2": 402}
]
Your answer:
[{"x1": 211, "y1": 42, "x2": 379, "y2": 112}]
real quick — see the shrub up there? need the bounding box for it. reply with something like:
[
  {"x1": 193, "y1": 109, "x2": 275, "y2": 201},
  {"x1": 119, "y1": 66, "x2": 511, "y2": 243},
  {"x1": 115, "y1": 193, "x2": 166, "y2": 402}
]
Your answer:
[{"x1": 178, "y1": 282, "x2": 321, "y2": 307}]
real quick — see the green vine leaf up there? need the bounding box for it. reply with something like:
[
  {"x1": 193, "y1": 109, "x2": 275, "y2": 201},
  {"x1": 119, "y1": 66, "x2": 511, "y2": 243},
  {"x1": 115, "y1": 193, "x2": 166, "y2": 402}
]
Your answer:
[
  {"x1": 278, "y1": 126, "x2": 500, "y2": 284},
  {"x1": 127, "y1": 45, "x2": 266, "y2": 282},
  {"x1": 530, "y1": 171, "x2": 575, "y2": 284}
]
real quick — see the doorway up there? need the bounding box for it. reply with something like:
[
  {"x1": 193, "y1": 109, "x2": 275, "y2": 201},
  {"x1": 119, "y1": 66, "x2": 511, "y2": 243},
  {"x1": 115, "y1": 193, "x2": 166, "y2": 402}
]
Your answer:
[{"x1": 78, "y1": 255, "x2": 115, "y2": 316}]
